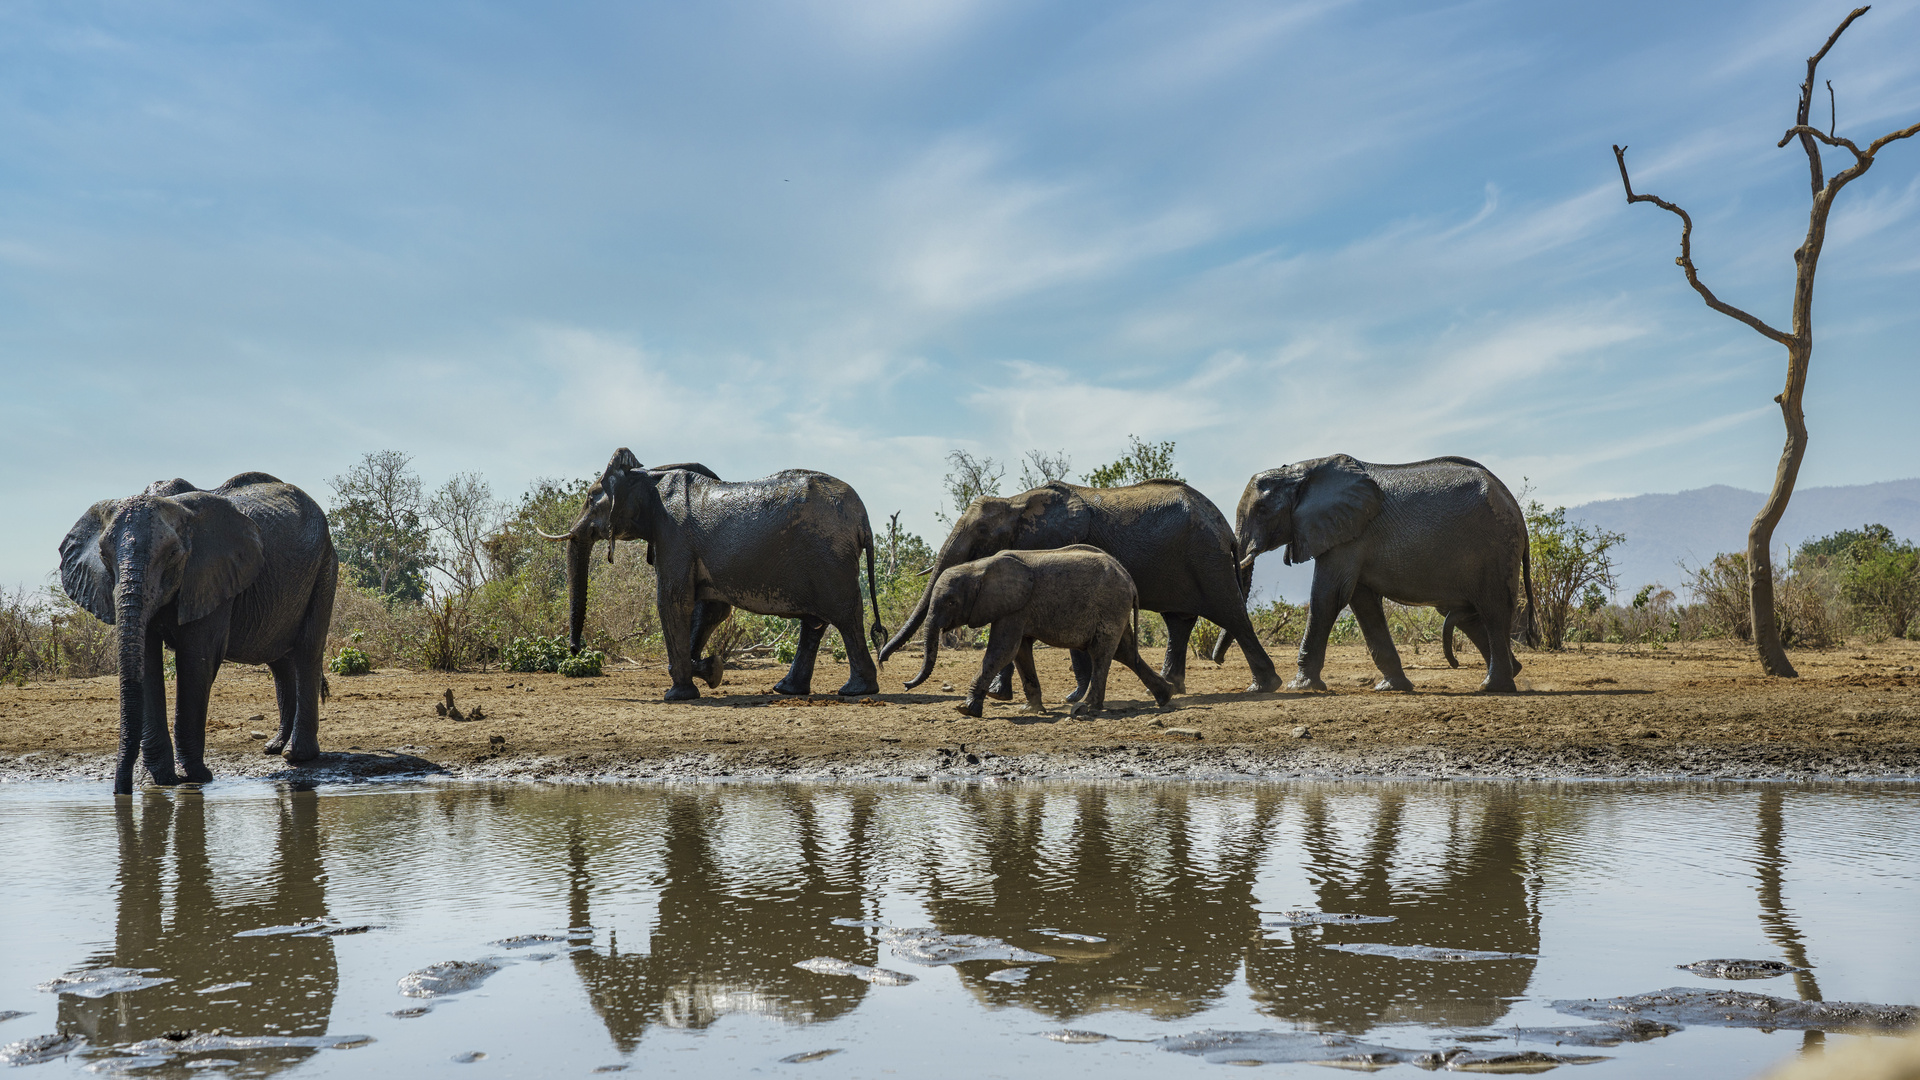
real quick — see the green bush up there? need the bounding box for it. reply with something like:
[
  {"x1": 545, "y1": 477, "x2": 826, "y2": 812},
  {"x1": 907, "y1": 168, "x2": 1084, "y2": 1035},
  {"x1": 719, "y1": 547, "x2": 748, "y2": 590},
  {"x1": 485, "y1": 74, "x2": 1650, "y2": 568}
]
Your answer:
[
  {"x1": 557, "y1": 650, "x2": 604, "y2": 678},
  {"x1": 502, "y1": 634, "x2": 572, "y2": 673},
  {"x1": 328, "y1": 646, "x2": 373, "y2": 676}
]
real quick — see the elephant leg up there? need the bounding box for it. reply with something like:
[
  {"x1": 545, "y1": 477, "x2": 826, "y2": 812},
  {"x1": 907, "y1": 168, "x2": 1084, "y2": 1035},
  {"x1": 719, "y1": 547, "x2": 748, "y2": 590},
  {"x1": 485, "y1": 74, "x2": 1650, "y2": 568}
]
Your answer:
[
  {"x1": 1071, "y1": 635, "x2": 1118, "y2": 716},
  {"x1": 962, "y1": 623, "x2": 1023, "y2": 718},
  {"x1": 1349, "y1": 586, "x2": 1413, "y2": 692},
  {"x1": 1452, "y1": 613, "x2": 1522, "y2": 677},
  {"x1": 169, "y1": 613, "x2": 230, "y2": 783},
  {"x1": 1062, "y1": 648, "x2": 1093, "y2": 703},
  {"x1": 987, "y1": 663, "x2": 1015, "y2": 700},
  {"x1": 658, "y1": 585, "x2": 702, "y2": 702},
  {"x1": 1013, "y1": 639, "x2": 1044, "y2": 713},
  {"x1": 774, "y1": 619, "x2": 825, "y2": 696},
  {"x1": 833, "y1": 609, "x2": 881, "y2": 697},
  {"x1": 264, "y1": 657, "x2": 298, "y2": 755},
  {"x1": 281, "y1": 561, "x2": 333, "y2": 764},
  {"x1": 688, "y1": 601, "x2": 732, "y2": 689},
  {"x1": 1476, "y1": 602, "x2": 1520, "y2": 694},
  {"x1": 1114, "y1": 626, "x2": 1175, "y2": 708},
  {"x1": 1291, "y1": 567, "x2": 1355, "y2": 691},
  {"x1": 141, "y1": 627, "x2": 182, "y2": 785},
  {"x1": 1159, "y1": 613, "x2": 1196, "y2": 696},
  {"x1": 1207, "y1": 591, "x2": 1282, "y2": 694}
]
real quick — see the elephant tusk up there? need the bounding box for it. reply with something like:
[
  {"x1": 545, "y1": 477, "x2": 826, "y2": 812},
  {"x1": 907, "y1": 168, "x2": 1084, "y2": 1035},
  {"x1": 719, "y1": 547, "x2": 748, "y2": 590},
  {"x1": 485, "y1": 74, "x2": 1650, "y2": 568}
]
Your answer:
[
  {"x1": 1237, "y1": 554, "x2": 1258, "y2": 571},
  {"x1": 914, "y1": 563, "x2": 936, "y2": 577},
  {"x1": 536, "y1": 529, "x2": 574, "y2": 542}
]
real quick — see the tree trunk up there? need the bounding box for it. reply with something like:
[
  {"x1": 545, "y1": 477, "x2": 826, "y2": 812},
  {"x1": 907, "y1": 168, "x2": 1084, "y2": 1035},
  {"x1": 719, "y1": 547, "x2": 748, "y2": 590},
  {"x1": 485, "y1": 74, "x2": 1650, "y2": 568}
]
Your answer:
[{"x1": 1747, "y1": 341, "x2": 1811, "y2": 677}]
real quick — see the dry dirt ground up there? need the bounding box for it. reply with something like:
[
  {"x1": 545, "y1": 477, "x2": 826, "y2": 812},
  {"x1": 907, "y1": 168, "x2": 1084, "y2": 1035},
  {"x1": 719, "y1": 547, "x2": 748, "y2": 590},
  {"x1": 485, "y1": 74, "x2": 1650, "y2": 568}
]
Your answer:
[{"x1": 3, "y1": 640, "x2": 1918, "y2": 787}]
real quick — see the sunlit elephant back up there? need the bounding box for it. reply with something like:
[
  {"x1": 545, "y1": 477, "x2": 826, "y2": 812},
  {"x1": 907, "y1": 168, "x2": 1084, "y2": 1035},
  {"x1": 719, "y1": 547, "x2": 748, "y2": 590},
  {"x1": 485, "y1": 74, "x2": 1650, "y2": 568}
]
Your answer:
[{"x1": 879, "y1": 480, "x2": 1281, "y2": 696}]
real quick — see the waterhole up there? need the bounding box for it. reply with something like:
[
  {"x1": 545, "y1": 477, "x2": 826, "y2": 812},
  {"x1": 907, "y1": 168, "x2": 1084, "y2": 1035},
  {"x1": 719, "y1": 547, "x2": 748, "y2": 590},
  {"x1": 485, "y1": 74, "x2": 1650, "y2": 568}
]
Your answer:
[{"x1": 1, "y1": 780, "x2": 1915, "y2": 1077}]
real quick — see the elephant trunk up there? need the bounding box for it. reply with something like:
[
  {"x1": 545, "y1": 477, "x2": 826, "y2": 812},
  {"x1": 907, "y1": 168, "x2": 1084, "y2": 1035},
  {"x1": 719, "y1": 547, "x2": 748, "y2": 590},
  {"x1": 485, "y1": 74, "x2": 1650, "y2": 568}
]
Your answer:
[
  {"x1": 565, "y1": 532, "x2": 594, "y2": 653},
  {"x1": 879, "y1": 534, "x2": 967, "y2": 662},
  {"x1": 113, "y1": 554, "x2": 165, "y2": 794},
  {"x1": 902, "y1": 615, "x2": 942, "y2": 691}
]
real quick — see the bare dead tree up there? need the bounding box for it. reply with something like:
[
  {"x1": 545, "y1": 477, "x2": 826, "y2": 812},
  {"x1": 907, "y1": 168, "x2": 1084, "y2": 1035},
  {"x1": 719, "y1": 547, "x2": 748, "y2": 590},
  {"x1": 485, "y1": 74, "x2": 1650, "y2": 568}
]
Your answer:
[{"x1": 1613, "y1": 6, "x2": 1919, "y2": 676}]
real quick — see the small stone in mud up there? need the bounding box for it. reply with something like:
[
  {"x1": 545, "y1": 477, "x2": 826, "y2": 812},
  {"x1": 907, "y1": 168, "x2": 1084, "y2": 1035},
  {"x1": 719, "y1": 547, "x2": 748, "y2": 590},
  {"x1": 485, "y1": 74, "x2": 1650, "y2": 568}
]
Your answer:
[
  {"x1": 390, "y1": 1006, "x2": 432, "y2": 1019},
  {"x1": 1291, "y1": 725, "x2": 1310, "y2": 739},
  {"x1": 37, "y1": 967, "x2": 172, "y2": 998},
  {"x1": 245, "y1": 714, "x2": 265, "y2": 725},
  {"x1": 250, "y1": 731, "x2": 268, "y2": 740},
  {"x1": 1040, "y1": 1030, "x2": 1110, "y2": 1044},
  {"x1": 0, "y1": 1033, "x2": 85, "y2": 1066},
  {"x1": 1164, "y1": 727, "x2": 1202, "y2": 740},
  {"x1": 451, "y1": 1051, "x2": 486, "y2": 1063},
  {"x1": 1676, "y1": 958, "x2": 1805, "y2": 980},
  {"x1": 793, "y1": 957, "x2": 916, "y2": 986},
  {"x1": 398, "y1": 959, "x2": 503, "y2": 998},
  {"x1": 1324, "y1": 942, "x2": 1533, "y2": 961},
  {"x1": 941, "y1": 683, "x2": 953, "y2": 692},
  {"x1": 985, "y1": 968, "x2": 1030, "y2": 984},
  {"x1": 780, "y1": 1049, "x2": 843, "y2": 1064}
]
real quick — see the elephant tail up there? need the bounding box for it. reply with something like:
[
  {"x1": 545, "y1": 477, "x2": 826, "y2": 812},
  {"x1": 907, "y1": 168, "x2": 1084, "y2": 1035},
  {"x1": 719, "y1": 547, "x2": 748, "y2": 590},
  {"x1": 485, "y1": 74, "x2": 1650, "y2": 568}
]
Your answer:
[
  {"x1": 1520, "y1": 540, "x2": 1540, "y2": 648},
  {"x1": 864, "y1": 530, "x2": 888, "y2": 662}
]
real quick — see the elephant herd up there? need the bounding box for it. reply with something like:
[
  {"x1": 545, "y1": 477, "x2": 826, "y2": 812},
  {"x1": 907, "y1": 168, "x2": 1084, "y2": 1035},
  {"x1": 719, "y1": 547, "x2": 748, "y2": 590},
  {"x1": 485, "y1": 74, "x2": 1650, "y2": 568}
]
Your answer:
[{"x1": 59, "y1": 449, "x2": 1535, "y2": 794}]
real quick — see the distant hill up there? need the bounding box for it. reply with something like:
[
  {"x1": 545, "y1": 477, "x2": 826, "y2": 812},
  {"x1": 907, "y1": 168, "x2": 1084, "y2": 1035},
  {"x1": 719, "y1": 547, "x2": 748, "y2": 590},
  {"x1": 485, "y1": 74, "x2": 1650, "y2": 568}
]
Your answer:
[
  {"x1": 1570, "y1": 479, "x2": 1920, "y2": 597},
  {"x1": 1247, "y1": 478, "x2": 1920, "y2": 604}
]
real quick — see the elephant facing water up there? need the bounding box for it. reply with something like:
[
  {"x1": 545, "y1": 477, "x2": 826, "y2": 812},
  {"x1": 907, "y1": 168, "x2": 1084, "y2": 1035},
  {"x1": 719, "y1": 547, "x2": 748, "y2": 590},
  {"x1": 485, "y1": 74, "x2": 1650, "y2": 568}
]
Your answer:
[
  {"x1": 903, "y1": 546, "x2": 1173, "y2": 717},
  {"x1": 880, "y1": 480, "x2": 1281, "y2": 697},
  {"x1": 1234, "y1": 455, "x2": 1535, "y2": 693},
  {"x1": 59, "y1": 474, "x2": 337, "y2": 794}
]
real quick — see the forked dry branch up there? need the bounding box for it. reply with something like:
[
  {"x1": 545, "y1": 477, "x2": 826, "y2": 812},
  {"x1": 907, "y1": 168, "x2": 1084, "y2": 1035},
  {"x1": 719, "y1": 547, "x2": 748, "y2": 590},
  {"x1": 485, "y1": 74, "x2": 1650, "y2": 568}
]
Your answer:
[{"x1": 1612, "y1": 5, "x2": 1919, "y2": 677}]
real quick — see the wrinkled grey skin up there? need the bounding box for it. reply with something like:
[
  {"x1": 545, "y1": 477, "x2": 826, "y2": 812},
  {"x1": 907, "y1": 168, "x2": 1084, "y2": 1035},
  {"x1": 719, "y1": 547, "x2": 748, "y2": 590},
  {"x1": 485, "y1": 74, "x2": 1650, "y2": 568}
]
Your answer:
[
  {"x1": 60, "y1": 474, "x2": 337, "y2": 795},
  {"x1": 880, "y1": 480, "x2": 1280, "y2": 697},
  {"x1": 903, "y1": 546, "x2": 1174, "y2": 718},
  {"x1": 1235, "y1": 455, "x2": 1536, "y2": 693},
  {"x1": 552, "y1": 449, "x2": 885, "y2": 701}
]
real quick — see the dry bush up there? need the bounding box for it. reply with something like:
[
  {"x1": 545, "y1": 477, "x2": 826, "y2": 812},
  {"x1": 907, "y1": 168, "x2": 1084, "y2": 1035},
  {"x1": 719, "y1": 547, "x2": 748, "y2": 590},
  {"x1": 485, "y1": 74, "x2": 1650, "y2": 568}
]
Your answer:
[
  {"x1": 0, "y1": 586, "x2": 117, "y2": 682},
  {"x1": 1683, "y1": 552, "x2": 1847, "y2": 648}
]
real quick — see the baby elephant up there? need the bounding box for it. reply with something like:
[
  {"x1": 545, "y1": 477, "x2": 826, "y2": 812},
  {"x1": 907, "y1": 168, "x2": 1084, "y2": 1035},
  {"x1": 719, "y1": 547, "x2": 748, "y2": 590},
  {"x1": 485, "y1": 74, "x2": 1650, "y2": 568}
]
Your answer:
[{"x1": 902, "y1": 545, "x2": 1173, "y2": 717}]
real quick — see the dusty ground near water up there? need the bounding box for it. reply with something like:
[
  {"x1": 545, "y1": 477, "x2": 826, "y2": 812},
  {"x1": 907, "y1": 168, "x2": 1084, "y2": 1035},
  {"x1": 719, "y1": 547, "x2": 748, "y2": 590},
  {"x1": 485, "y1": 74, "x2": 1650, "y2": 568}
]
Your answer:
[{"x1": 3, "y1": 640, "x2": 1918, "y2": 786}]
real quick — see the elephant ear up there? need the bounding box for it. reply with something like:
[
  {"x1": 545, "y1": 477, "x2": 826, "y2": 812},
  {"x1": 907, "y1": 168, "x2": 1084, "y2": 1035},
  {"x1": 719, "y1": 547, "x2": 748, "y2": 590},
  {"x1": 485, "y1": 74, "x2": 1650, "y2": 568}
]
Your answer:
[
  {"x1": 1287, "y1": 455, "x2": 1384, "y2": 565},
  {"x1": 59, "y1": 500, "x2": 122, "y2": 624},
  {"x1": 171, "y1": 492, "x2": 266, "y2": 625},
  {"x1": 1009, "y1": 483, "x2": 1090, "y2": 549},
  {"x1": 967, "y1": 556, "x2": 1037, "y2": 627}
]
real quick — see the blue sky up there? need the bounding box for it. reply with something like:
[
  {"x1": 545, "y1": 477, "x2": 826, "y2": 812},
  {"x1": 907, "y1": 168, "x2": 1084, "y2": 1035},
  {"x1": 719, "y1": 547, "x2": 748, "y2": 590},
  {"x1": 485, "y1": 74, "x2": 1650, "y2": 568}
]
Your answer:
[{"x1": 3, "y1": 0, "x2": 1917, "y2": 597}]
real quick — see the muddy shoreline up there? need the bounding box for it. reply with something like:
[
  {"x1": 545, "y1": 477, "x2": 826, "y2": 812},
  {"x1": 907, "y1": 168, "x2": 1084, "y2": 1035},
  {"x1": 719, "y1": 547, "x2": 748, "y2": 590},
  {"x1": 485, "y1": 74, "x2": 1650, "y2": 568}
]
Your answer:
[{"x1": 4, "y1": 641, "x2": 1917, "y2": 786}]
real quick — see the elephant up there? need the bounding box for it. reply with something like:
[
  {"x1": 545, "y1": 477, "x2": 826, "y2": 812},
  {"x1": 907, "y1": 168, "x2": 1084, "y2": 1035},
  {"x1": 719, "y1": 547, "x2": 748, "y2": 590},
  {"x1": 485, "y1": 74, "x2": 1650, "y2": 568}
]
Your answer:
[
  {"x1": 59, "y1": 473, "x2": 338, "y2": 795},
  {"x1": 902, "y1": 546, "x2": 1174, "y2": 717},
  {"x1": 879, "y1": 479, "x2": 1281, "y2": 698},
  {"x1": 544, "y1": 449, "x2": 886, "y2": 701},
  {"x1": 1233, "y1": 454, "x2": 1536, "y2": 693},
  {"x1": 1440, "y1": 609, "x2": 1523, "y2": 674}
]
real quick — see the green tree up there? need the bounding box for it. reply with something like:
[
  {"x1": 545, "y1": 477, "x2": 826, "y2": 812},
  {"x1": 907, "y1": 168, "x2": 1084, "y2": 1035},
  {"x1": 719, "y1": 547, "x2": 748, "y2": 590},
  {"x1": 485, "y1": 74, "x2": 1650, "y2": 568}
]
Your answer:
[
  {"x1": 329, "y1": 450, "x2": 432, "y2": 604},
  {"x1": 1083, "y1": 435, "x2": 1182, "y2": 488},
  {"x1": 1802, "y1": 524, "x2": 1920, "y2": 639},
  {"x1": 1527, "y1": 501, "x2": 1625, "y2": 650}
]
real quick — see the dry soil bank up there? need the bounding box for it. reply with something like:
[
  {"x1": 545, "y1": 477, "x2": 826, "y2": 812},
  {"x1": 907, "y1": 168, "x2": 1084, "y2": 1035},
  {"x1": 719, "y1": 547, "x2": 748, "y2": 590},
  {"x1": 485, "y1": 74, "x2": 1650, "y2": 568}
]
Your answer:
[{"x1": 3, "y1": 641, "x2": 1918, "y2": 786}]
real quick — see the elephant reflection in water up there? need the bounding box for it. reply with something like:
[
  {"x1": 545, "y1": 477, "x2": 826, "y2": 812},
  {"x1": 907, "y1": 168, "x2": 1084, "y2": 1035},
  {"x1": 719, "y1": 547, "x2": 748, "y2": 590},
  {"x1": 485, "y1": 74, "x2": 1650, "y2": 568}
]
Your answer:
[
  {"x1": 560, "y1": 791, "x2": 882, "y2": 1051},
  {"x1": 58, "y1": 790, "x2": 339, "y2": 1072},
  {"x1": 914, "y1": 786, "x2": 1537, "y2": 1033}
]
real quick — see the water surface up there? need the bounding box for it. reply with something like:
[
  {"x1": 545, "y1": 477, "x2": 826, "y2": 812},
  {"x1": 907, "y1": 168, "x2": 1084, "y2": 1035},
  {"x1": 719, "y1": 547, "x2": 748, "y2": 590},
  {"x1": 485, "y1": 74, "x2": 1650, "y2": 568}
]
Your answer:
[{"x1": 2, "y1": 779, "x2": 1916, "y2": 1077}]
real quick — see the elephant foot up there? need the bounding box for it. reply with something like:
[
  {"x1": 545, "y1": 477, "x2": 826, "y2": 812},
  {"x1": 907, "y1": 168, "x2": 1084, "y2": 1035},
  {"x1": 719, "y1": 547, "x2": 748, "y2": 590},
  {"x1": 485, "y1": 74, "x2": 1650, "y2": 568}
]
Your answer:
[
  {"x1": 262, "y1": 734, "x2": 288, "y2": 755},
  {"x1": 1285, "y1": 675, "x2": 1329, "y2": 692},
  {"x1": 837, "y1": 676, "x2": 879, "y2": 698},
  {"x1": 285, "y1": 740, "x2": 320, "y2": 764},
  {"x1": 955, "y1": 699, "x2": 984, "y2": 719},
  {"x1": 1068, "y1": 702, "x2": 1089, "y2": 718},
  {"x1": 147, "y1": 767, "x2": 185, "y2": 787},
  {"x1": 1372, "y1": 676, "x2": 1415, "y2": 692},
  {"x1": 183, "y1": 763, "x2": 214, "y2": 784},
  {"x1": 1248, "y1": 671, "x2": 1284, "y2": 694},
  {"x1": 1151, "y1": 688, "x2": 1172, "y2": 708},
  {"x1": 1479, "y1": 679, "x2": 1519, "y2": 694},
  {"x1": 691, "y1": 656, "x2": 723, "y2": 689},
  {"x1": 663, "y1": 683, "x2": 701, "y2": 702},
  {"x1": 772, "y1": 677, "x2": 812, "y2": 696},
  {"x1": 985, "y1": 681, "x2": 1014, "y2": 702}
]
